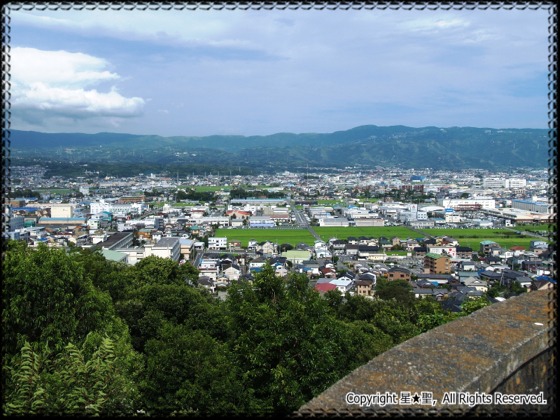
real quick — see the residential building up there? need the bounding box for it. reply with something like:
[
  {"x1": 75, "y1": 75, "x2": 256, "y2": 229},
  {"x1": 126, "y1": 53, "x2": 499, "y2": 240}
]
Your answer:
[
  {"x1": 96, "y1": 231, "x2": 134, "y2": 250},
  {"x1": 354, "y1": 279, "x2": 374, "y2": 297},
  {"x1": 387, "y1": 267, "x2": 412, "y2": 281},
  {"x1": 208, "y1": 237, "x2": 228, "y2": 250},
  {"x1": 424, "y1": 253, "x2": 451, "y2": 274},
  {"x1": 179, "y1": 237, "x2": 195, "y2": 260},
  {"x1": 148, "y1": 237, "x2": 181, "y2": 262}
]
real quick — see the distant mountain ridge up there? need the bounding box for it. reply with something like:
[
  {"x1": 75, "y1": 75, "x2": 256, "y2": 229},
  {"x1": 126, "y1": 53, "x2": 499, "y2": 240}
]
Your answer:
[{"x1": 8, "y1": 125, "x2": 550, "y2": 172}]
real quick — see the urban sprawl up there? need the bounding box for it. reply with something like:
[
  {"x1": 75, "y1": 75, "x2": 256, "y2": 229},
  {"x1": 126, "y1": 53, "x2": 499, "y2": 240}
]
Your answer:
[{"x1": 6, "y1": 165, "x2": 555, "y2": 303}]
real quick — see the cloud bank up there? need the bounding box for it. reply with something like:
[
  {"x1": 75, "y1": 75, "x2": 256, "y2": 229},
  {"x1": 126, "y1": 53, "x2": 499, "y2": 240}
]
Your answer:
[{"x1": 10, "y1": 47, "x2": 145, "y2": 128}]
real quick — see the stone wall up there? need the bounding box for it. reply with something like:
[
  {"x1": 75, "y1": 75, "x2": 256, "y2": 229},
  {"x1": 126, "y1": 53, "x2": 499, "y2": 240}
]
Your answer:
[{"x1": 296, "y1": 288, "x2": 556, "y2": 416}]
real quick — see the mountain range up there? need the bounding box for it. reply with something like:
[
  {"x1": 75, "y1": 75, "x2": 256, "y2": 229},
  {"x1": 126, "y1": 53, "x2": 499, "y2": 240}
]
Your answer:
[{"x1": 7, "y1": 125, "x2": 550, "y2": 175}]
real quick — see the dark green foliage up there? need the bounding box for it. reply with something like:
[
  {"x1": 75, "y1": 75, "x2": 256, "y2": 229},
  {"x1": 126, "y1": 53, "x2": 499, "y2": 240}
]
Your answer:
[
  {"x1": 2, "y1": 241, "x2": 120, "y2": 356},
  {"x1": 2, "y1": 241, "x2": 142, "y2": 416},
  {"x1": 70, "y1": 247, "x2": 130, "y2": 302},
  {"x1": 225, "y1": 265, "x2": 393, "y2": 415},
  {"x1": 116, "y1": 282, "x2": 227, "y2": 352},
  {"x1": 120, "y1": 255, "x2": 199, "y2": 289},
  {"x1": 229, "y1": 187, "x2": 286, "y2": 199},
  {"x1": 141, "y1": 324, "x2": 252, "y2": 416},
  {"x1": 3, "y1": 337, "x2": 142, "y2": 416},
  {"x1": 7, "y1": 188, "x2": 42, "y2": 199},
  {"x1": 2, "y1": 240, "x2": 476, "y2": 416},
  {"x1": 460, "y1": 297, "x2": 492, "y2": 314},
  {"x1": 375, "y1": 277, "x2": 416, "y2": 306},
  {"x1": 175, "y1": 188, "x2": 216, "y2": 202}
]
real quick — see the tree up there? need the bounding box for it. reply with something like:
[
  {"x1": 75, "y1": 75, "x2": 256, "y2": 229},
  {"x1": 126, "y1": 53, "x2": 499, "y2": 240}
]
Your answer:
[
  {"x1": 141, "y1": 324, "x2": 252, "y2": 416},
  {"x1": 375, "y1": 278, "x2": 416, "y2": 306},
  {"x1": 279, "y1": 243, "x2": 293, "y2": 252},
  {"x1": 116, "y1": 282, "x2": 227, "y2": 352},
  {"x1": 70, "y1": 247, "x2": 130, "y2": 303},
  {"x1": 3, "y1": 336, "x2": 142, "y2": 416},
  {"x1": 413, "y1": 298, "x2": 461, "y2": 332},
  {"x1": 225, "y1": 265, "x2": 376, "y2": 415},
  {"x1": 120, "y1": 255, "x2": 199, "y2": 289},
  {"x1": 2, "y1": 241, "x2": 122, "y2": 357},
  {"x1": 175, "y1": 189, "x2": 189, "y2": 201},
  {"x1": 460, "y1": 297, "x2": 491, "y2": 315}
]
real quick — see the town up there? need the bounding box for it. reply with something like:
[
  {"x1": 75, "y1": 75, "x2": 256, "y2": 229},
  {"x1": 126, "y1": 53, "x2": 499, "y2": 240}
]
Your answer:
[{"x1": 6, "y1": 164, "x2": 554, "y2": 306}]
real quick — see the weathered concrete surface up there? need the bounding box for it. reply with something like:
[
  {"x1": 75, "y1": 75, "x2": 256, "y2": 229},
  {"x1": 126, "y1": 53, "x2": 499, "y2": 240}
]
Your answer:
[{"x1": 295, "y1": 288, "x2": 556, "y2": 416}]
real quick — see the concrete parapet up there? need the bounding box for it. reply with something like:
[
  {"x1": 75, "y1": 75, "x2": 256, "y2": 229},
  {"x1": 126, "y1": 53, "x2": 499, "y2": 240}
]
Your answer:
[{"x1": 296, "y1": 288, "x2": 556, "y2": 416}]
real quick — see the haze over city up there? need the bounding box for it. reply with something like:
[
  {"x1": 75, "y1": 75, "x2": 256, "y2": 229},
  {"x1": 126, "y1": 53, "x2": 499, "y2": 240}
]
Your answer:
[{"x1": 7, "y1": 4, "x2": 551, "y2": 137}]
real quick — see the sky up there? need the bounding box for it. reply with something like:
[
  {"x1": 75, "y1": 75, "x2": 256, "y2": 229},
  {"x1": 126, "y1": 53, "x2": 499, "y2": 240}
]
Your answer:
[{"x1": 5, "y1": 3, "x2": 553, "y2": 137}]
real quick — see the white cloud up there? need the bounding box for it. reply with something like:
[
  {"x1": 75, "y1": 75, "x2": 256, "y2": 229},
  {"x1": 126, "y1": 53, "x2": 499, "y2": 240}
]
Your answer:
[
  {"x1": 400, "y1": 16, "x2": 471, "y2": 33},
  {"x1": 7, "y1": 7, "x2": 549, "y2": 135},
  {"x1": 14, "y1": 83, "x2": 144, "y2": 117},
  {"x1": 10, "y1": 47, "x2": 145, "y2": 122}
]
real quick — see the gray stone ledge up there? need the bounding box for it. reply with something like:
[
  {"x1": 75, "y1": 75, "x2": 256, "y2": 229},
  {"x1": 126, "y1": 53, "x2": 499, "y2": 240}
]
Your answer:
[{"x1": 295, "y1": 288, "x2": 556, "y2": 416}]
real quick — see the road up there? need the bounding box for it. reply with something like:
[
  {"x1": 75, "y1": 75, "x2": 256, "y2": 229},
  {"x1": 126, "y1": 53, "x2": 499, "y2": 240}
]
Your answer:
[{"x1": 289, "y1": 199, "x2": 322, "y2": 242}]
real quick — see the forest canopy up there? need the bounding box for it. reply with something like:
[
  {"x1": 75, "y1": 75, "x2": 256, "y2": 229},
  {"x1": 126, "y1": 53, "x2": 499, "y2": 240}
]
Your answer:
[{"x1": 2, "y1": 240, "x2": 479, "y2": 416}]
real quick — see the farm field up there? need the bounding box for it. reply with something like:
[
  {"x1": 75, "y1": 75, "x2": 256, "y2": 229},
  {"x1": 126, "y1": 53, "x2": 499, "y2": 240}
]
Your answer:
[
  {"x1": 422, "y1": 228, "x2": 528, "y2": 238},
  {"x1": 421, "y1": 228, "x2": 545, "y2": 251},
  {"x1": 454, "y1": 237, "x2": 537, "y2": 251},
  {"x1": 518, "y1": 223, "x2": 550, "y2": 232},
  {"x1": 216, "y1": 226, "x2": 422, "y2": 247},
  {"x1": 36, "y1": 188, "x2": 75, "y2": 195},
  {"x1": 316, "y1": 199, "x2": 346, "y2": 206},
  {"x1": 214, "y1": 226, "x2": 546, "y2": 252}
]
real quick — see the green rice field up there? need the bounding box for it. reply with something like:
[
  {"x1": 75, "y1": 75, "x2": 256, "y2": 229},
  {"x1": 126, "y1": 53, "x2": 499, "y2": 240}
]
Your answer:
[
  {"x1": 36, "y1": 188, "x2": 75, "y2": 195},
  {"x1": 421, "y1": 228, "x2": 547, "y2": 251},
  {"x1": 516, "y1": 224, "x2": 552, "y2": 233},
  {"x1": 214, "y1": 226, "x2": 546, "y2": 251}
]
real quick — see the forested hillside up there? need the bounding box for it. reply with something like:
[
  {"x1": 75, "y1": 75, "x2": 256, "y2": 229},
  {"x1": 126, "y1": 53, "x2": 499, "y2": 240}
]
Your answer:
[
  {"x1": 2, "y1": 241, "x2": 488, "y2": 416},
  {"x1": 9, "y1": 125, "x2": 549, "y2": 176}
]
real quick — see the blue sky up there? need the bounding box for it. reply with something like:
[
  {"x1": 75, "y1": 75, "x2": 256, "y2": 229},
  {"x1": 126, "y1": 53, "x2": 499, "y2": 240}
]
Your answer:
[{"x1": 6, "y1": 4, "x2": 552, "y2": 137}]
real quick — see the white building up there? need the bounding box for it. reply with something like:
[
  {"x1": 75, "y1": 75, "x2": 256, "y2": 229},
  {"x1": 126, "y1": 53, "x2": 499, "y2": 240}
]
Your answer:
[
  {"x1": 399, "y1": 207, "x2": 429, "y2": 223},
  {"x1": 198, "y1": 258, "x2": 219, "y2": 280},
  {"x1": 208, "y1": 237, "x2": 228, "y2": 250},
  {"x1": 353, "y1": 218, "x2": 385, "y2": 227},
  {"x1": 438, "y1": 197, "x2": 496, "y2": 210},
  {"x1": 511, "y1": 198, "x2": 550, "y2": 214},
  {"x1": 147, "y1": 237, "x2": 181, "y2": 262},
  {"x1": 319, "y1": 217, "x2": 349, "y2": 227},
  {"x1": 89, "y1": 200, "x2": 146, "y2": 216},
  {"x1": 506, "y1": 178, "x2": 527, "y2": 188},
  {"x1": 50, "y1": 203, "x2": 75, "y2": 218},
  {"x1": 198, "y1": 216, "x2": 230, "y2": 227},
  {"x1": 249, "y1": 216, "x2": 276, "y2": 228},
  {"x1": 427, "y1": 245, "x2": 457, "y2": 258},
  {"x1": 482, "y1": 177, "x2": 506, "y2": 189},
  {"x1": 330, "y1": 278, "x2": 354, "y2": 294}
]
